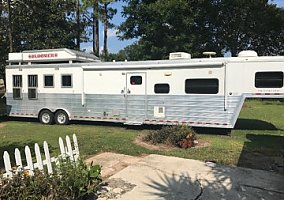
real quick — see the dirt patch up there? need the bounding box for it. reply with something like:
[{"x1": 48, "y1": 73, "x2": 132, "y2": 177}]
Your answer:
[
  {"x1": 0, "y1": 123, "x2": 6, "y2": 128},
  {"x1": 134, "y1": 134, "x2": 210, "y2": 151},
  {"x1": 85, "y1": 152, "x2": 145, "y2": 178}
]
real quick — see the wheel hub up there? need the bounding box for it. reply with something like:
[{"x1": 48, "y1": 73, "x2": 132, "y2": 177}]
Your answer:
[
  {"x1": 57, "y1": 114, "x2": 66, "y2": 124},
  {"x1": 42, "y1": 113, "x2": 50, "y2": 123}
]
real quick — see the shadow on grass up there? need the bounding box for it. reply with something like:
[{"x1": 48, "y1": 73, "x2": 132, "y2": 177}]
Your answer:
[
  {"x1": 2, "y1": 116, "x2": 38, "y2": 123},
  {"x1": 71, "y1": 120, "x2": 165, "y2": 131},
  {"x1": 237, "y1": 134, "x2": 284, "y2": 174},
  {"x1": 0, "y1": 141, "x2": 57, "y2": 171},
  {"x1": 235, "y1": 118, "x2": 279, "y2": 131},
  {"x1": 3, "y1": 116, "x2": 279, "y2": 134},
  {"x1": 193, "y1": 127, "x2": 231, "y2": 135}
]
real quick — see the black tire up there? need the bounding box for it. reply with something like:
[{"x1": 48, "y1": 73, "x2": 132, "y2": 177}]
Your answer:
[
  {"x1": 55, "y1": 110, "x2": 69, "y2": 125},
  {"x1": 39, "y1": 110, "x2": 54, "y2": 125}
]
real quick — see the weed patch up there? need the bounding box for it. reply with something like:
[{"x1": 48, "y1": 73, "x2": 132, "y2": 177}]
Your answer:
[{"x1": 143, "y1": 125, "x2": 196, "y2": 149}]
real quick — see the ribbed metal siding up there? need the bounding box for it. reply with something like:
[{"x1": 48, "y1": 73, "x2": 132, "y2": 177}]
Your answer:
[{"x1": 6, "y1": 93, "x2": 243, "y2": 128}]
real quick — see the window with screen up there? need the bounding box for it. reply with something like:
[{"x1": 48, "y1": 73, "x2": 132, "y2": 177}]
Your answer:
[
  {"x1": 255, "y1": 72, "x2": 283, "y2": 88},
  {"x1": 13, "y1": 75, "x2": 22, "y2": 99},
  {"x1": 130, "y1": 76, "x2": 142, "y2": 85},
  {"x1": 28, "y1": 75, "x2": 38, "y2": 99},
  {"x1": 185, "y1": 79, "x2": 219, "y2": 94},
  {"x1": 154, "y1": 84, "x2": 170, "y2": 94},
  {"x1": 44, "y1": 75, "x2": 54, "y2": 87},
  {"x1": 62, "y1": 75, "x2": 72, "y2": 87}
]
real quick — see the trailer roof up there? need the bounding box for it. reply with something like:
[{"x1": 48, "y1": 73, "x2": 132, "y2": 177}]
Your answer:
[
  {"x1": 8, "y1": 48, "x2": 100, "y2": 64},
  {"x1": 82, "y1": 55, "x2": 284, "y2": 70},
  {"x1": 6, "y1": 49, "x2": 284, "y2": 70}
]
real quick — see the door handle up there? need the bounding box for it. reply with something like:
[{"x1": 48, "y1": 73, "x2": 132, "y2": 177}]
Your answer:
[{"x1": 127, "y1": 89, "x2": 131, "y2": 94}]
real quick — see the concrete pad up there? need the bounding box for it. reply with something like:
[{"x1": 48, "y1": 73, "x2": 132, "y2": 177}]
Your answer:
[{"x1": 99, "y1": 154, "x2": 284, "y2": 200}]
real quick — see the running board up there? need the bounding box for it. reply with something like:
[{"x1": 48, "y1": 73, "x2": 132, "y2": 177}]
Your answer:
[{"x1": 124, "y1": 121, "x2": 143, "y2": 125}]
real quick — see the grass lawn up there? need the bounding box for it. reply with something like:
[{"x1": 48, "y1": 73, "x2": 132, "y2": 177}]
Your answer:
[{"x1": 0, "y1": 99, "x2": 283, "y2": 171}]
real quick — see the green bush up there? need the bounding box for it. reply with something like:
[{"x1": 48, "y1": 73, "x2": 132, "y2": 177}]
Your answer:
[
  {"x1": 0, "y1": 159, "x2": 101, "y2": 200},
  {"x1": 143, "y1": 125, "x2": 196, "y2": 148}
]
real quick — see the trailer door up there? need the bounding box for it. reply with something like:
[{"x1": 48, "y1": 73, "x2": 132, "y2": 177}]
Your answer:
[{"x1": 125, "y1": 73, "x2": 146, "y2": 124}]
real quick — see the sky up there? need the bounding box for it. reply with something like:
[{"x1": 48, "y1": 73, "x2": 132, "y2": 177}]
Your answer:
[
  {"x1": 81, "y1": 1, "x2": 136, "y2": 53},
  {"x1": 81, "y1": 0, "x2": 284, "y2": 54}
]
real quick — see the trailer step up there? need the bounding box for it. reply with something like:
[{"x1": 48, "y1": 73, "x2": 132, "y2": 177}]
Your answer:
[{"x1": 124, "y1": 121, "x2": 143, "y2": 125}]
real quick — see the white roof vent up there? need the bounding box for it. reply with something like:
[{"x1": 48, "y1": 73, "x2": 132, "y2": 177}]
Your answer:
[
  {"x1": 203, "y1": 51, "x2": 216, "y2": 58},
  {"x1": 169, "y1": 52, "x2": 191, "y2": 60},
  {"x1": 238, "y1": 50, "x2": 258, "y2": 57}
]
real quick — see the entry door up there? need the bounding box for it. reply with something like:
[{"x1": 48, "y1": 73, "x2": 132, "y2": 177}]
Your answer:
[{"x1": 125, "y1": 73, "x2": 146, "y2": 122}]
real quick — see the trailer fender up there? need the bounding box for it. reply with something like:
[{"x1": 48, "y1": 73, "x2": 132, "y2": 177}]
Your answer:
[
  {"x1": 38, "y1": 108, "x2": 71, "y2": 119},
  {"x1": 54, "y1": 108, "x2": 71, "y2": 120}
]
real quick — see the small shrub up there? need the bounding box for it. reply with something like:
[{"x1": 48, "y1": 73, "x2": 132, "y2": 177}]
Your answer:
[
  {"x1": 143, "y1": 125, "x2": 196, "y2": 148},
  {"x1": 0, "y1": 159, "x2": 102, "y2": 200}
]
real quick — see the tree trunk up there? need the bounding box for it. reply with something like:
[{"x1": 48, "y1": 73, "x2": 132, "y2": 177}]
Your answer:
[
  {"x1": 7, "y1": 0, "x2": 13, "y2": 52},
  {"x1": 76, "y1": 0, "x2": 80, "y2": 49},
  {"x1": 103, "y1": 3, "x2": 108, "y2": 59},
  {"x1": 93, "y1": 0, "x2": 99, "y2": 56}
]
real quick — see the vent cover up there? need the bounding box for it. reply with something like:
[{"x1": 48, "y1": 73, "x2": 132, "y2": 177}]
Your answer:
[{"x1": 154, "y1": 106, "x2": 165, "y2": 118}]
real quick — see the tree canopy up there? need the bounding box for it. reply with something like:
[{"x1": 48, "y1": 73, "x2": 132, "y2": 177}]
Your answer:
[
  {"x1": 0, "y1": 0, "x2": 88, "y2": 78},
  {"x1": 0, "y1": 0, "x2": 283, "y2": 77},
  {"x1": 118, "y1": 0, "x2": 284, "y2": 60}
]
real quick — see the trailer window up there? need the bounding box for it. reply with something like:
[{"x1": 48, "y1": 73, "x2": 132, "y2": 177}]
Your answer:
[
  {"x1": 62, "y1": 75, "x2": 72, "y2": 87},
  {"x1": 130, "y1": 76, "x2": 142, "y2": 85},
  {"x1": 154, "y1": 84, "x2": 170, "y2": 94},
  {"x1": 255, "y1": 72, "x2": 283, "y2": 88},
  {"x1": 28, "y1": 75, "x2": 38, "y2": 99},
  {"x1": 44, "y1": 75, "x2": 54, "y2": 87},
  {"x1": 185, "y1": 79, "x2": 219, "y2": 94},
  {"x1": 13, "y1": 75, "x2": 22, "y2": 99}
]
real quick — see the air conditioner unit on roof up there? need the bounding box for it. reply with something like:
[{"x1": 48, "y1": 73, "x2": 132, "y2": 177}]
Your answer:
[{"x1": 169, "y1": 52, "x2": 191, "y2": 60}]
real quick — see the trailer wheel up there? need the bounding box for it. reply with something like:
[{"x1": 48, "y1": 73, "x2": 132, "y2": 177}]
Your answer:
[
  {"x1": 55, "y1": 110, "x2": 69, "y2": 125},
  {"x1": 39, "y1": 110, "x2": 54, "y2": 125}
]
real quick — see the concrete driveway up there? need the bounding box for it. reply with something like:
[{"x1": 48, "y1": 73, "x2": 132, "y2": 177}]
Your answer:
[{"x1": 86, "y1": 153, "x2": 284, "y2": 200}]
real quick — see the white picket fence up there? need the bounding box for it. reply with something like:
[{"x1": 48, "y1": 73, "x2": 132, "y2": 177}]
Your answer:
[{"x1": 2, "y1": 134, "x2": 79, "y2": 178}]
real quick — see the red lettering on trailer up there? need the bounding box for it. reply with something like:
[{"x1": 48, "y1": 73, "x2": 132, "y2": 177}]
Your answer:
[{"x1": 28, "y1": 53, "x2": 58, "y2": 59}]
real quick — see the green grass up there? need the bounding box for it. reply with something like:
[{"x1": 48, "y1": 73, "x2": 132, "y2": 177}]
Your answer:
[{"x1": 0, "y1": 99, "x2": 283, "y2": 168}]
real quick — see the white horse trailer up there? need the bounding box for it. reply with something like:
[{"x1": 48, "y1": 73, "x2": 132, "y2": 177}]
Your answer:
[{"x1": 5, "y1": 49, "x2": 284, "y2": 129}]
